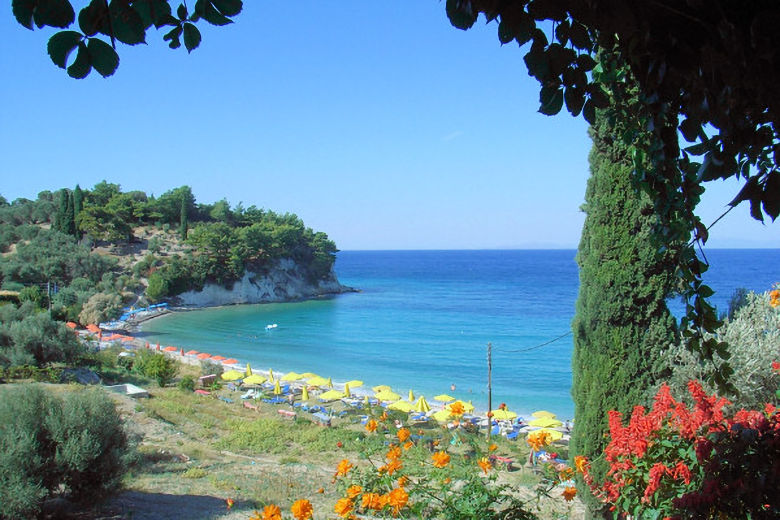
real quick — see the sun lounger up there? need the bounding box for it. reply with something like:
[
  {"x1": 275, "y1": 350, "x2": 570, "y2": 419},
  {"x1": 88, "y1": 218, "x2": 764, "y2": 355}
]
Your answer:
[
  {"x1": 218, "y1": 396, "x2": 233, "y2": 404},
  {"x1": 241, "y1": 389, "x2": 257, "y2": 399},
  {"x1": 277, "y1": 409, "x2": 297, "y2": 419},
  {"x1": 243, "y1": 401, "x2": 258, "y2": 411},
  {"x1": 194, "y1": 389, "x2": 210, "y2": 396},
  {"x1": 312, "y1": 411, "x2": 331, "y2": 426},
  {"x1": 505, "y1": 431, "x2": 519, "y2": 441}
]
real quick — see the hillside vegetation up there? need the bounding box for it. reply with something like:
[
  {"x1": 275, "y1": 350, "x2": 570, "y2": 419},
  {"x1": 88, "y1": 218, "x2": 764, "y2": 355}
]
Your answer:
[{"x1": 0, "y1": 182, "x2": 338, "y2": 324}]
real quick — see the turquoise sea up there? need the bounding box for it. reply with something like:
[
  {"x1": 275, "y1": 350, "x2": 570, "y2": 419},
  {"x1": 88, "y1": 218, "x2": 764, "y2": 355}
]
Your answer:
[{"x1": 140, "y1": 249, "x2": 780, "y2": 419}]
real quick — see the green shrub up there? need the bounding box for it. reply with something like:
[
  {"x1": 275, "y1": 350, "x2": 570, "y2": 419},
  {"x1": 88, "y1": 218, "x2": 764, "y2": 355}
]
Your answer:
[
  {"x1": 200, "y1": 359, "x2": 224, "y2": 377},
  {"x1": 0, "y1": 385, "x2": 129, "y2": 519},
  {"x1": 134, "y1": 350, "x2": 178, "y2": 387},
  {"x1": 178, "y1": 375, "x2": 195, "y2": 392}
]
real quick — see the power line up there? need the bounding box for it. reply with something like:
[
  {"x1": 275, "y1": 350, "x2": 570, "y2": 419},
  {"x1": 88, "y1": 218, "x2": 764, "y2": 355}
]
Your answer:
[{"x1": 493, "y1": 330, "x2": 572, "y2": 354}]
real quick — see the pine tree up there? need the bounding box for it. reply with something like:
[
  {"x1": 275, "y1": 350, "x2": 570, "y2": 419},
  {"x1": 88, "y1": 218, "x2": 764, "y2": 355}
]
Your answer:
[{"x1": 571, "y1": 109, "x2": 679, "y2": 513}]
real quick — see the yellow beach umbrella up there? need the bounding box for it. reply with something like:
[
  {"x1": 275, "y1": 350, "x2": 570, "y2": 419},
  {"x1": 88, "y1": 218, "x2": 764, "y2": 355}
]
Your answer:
[
  {"x1": 532, "y1": 410, "x2": 556, "y2": 419},
  {"x1": 319, "y1": 389, "x2": 345, "y2": 401},
  {"x1": 327, "y1": 376, "x2": 333, "y2": 389},
  {"x1": 408, "y1": 389, "x2": 415, "y2": 402},
  {"x1": 372, "y1": 385, "x2": 392, "y2": 393},
  {"x1": 301, "y1": 386, "x2": 309, "y2": 400},
  {"x1": 434, "y1": 394, "x2": 456, "y2": 403},
  {"x1": 364, "y1": 395, "x2": 370, "y2": 406},
  {"x1": 268, "y1": 368, "x2": 275, "y2": 381},
  {"x1": 432, "y1": 409, "x2": 453, "y2": 422},
  {"x1": 243, "y1": 374, "x2": 267, "y2": 385},
  {"x1": 301, "y1": 372, "x2": 317, "y2": 378},
  {"x1": 345, "y1": 380, "x2": 363, "y2": 388},
  {"x1": 273, "y1": 380, "x2": 282, "y2": 395},
  {"x1": 245, "y1": 363, "x2": 252, "y2": 377},
  {"x1": 388, "y1": 400, "x2": 414, "y2": 413},
  {"x1": 491, "y1": 409, "x2": 518, "y2": 421},
  {"x1": 282, "y1": 371, "x2": 302, "y2": 381},
  {"x1": 414, "y1": 396, "x2": 431, "y2": 413},
  {"x1": 375, "y1": 390, "x2": 401, "y2": 401},
  {"x1": 344, "y1": 383, "x2": 351, "y2": 396},
  {"x1": 535, "y1": 428, "x2": 564, "y2": 441},
  {"x1": 529, "y1": 417, "x2": 563, "y2": 428},
  {"x1": 307, "y1": 375, "x2": 328, "y2": 387},
  {"x1": 221, "y1": 370, "x2": 244, "y2": 381},
  {"x1": 447, "y1": 400, "x2": 475, "y2": 414}
]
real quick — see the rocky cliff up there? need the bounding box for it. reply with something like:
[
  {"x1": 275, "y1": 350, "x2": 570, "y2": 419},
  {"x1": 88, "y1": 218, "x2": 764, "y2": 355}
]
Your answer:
[{"x1": 175, "y1": 258, "x2": 353, "y2": 307}]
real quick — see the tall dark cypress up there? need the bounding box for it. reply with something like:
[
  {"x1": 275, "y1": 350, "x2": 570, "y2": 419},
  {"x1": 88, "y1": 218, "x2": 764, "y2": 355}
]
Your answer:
[
  {"x1": 571, "y1": 109, "x2": 679, "y2": 513},
  {"x1": 54, "y1": 189, "x2": 69, "y2": 234},
  {"x1": 64, "y1": 190, "x2": 76, "y2": 236},
  {"x1": 179, "y1": 196, "x2": 188, "y2": 241},
  {"x1": 72, "y1": 184, "x2": 83, "y2": 236}
]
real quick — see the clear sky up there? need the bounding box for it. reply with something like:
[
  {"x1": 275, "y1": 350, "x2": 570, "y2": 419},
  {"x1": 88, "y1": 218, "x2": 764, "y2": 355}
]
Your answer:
[{"x1": 1, "y1": 2, "x2": 777, "y2": 250}]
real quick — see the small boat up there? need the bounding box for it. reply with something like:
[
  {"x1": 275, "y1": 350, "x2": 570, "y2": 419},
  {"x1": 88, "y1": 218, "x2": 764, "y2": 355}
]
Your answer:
[{"x1": 265, "y1": 323, "x2": 278, "y2": 330}]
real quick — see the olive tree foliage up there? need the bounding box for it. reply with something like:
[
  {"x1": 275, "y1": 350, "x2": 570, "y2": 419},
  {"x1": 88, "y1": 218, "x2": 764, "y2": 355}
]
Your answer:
[
  {"x1": 0, "y1": 304, "x2": 84, "y2": 367},
  {"x1": 662, "y1": 290, "x2": 780, "y2": 411},
  {"x1": 78, "y1": 291, "x2": 123, "y2": 325}
]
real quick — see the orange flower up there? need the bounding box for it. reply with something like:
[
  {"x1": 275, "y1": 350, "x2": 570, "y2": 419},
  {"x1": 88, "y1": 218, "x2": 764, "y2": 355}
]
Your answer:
[
  {"x1": 443, "y1": 477, "x2": 451, "y2": 484},
  {"x1": 226, "y1": 498, "x2": 234, "y2": 509},
  {"x1": 260, "y1": 504, "x2": 282, "y2": 520},
  {"x1": 365, "y1": 419, "x2": 378, "y2": 432},
  {"x1": 380, "y1": 411, "x2": 388, "y2": 421},
  {"x1": 449, "y1": 401, "x2": 465, "y2": 416},
  {"x1": 316, "y1": 487, "x2": 324, "y2": 494},
  {"x1": 397, "y1": 427, "x2": 411, "y2": 442},
  {"x1": 397, "y1": 475, "x2": 409, "y2": 488},
  {"x1": 770, "y1": 289, "x2": 780, "y2": 307},
  {"x1": 562, "y1": 486, "x2": 577, "y2": 501},
  {"x1": 361, "y1": 492, "x2": 385, "y2": 511},
  {"x1": 386, "y1": 487, "x2": 409, "y2": 516},
  {"x1": 526, "y1": 430, "x2": 552, "y2": 452},
  {"x1": 559, "y1": 467, "x2": 575, "y2": 481},
  {"x1": 477, "y1": 457, "x2": 492, "y2": 474},
  {"x1": 403, "y1": 440, "x2": 414, "y2": 450},
  {"x1": 346, "y1": 485, "x2": 362, "y2": 498},
  {"x1": 291, "y1": 499, "x2": 313, "y2": 520},
  {"x1": 386, "y1": 444, "x2": 402, "y2": 461},
  {"x1": 488, "y1": 443, "x2": 498, "y2": 452},
  {"x1": 379, "y1": 458, "x2": 402, "y2": 475},
  {"x1": 334, "y1": 497, "x2": 354, "y2": 518},
  {"x1": 335, "y1": 459, "x2": 353, "y2": 477},
  {"x1": 431, "y1": 451, "x2": 451, "y2": 468},
  {"x1": 574, "y1": 455, "x2": 587, "y2": 473}
]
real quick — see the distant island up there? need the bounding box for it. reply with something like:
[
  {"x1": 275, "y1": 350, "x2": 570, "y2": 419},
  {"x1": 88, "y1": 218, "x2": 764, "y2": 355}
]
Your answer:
[{"x1": 0, "y1": 182, "x2": 351, "y2": 325}]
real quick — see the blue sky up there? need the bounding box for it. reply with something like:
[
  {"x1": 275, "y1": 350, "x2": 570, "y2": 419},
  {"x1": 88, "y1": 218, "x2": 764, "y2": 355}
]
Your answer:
[{"x1": 1, "y1": 2, "x2": 776, "y2": 250}]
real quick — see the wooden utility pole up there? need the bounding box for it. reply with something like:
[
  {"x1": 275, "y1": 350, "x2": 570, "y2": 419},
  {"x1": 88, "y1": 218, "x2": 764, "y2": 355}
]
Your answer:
[{"x1": 487, "y1": 342, "x2": 492, "y2": 440}]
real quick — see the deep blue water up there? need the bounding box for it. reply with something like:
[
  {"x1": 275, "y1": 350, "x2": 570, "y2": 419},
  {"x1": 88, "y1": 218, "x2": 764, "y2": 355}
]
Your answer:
[{"x1": 140, "y1": 249, "x2": 779, "y2": 419}]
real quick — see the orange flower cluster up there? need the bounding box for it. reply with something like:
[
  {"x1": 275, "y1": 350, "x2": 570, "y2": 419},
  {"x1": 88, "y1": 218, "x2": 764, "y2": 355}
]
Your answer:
[
  {"x1": 562, "y1": 486, "x2": 577, "y2": 501},
  {"x1": 526, "y1": 430, "x2": 552, "y2": 452},
  {"x1": 431, "y1": 450, "x2": 451, "y2": 468},
  {"x1": 770, "y1": 288, "x2": 780, "y2": 308},
  {"x1": 258, "y1": 504, "x2": 282, "y2": 520},
  {"x1": 449, "y1": 401, "x2": 465, "y2": 416},
  {"x1": 335, "y1": 459, "x2": 353, "y2": 478},
  {"x1": 290, "y1": 499, "x2": 313, "y2": 520},
  {"x1": 477, "y1": 457, "x2": 492, "y2": 474},
  {"x1": 365, "y1": 419, "x2": 378, "y2": 432},
  {"x1": 397, "y1": 427, "x2": 410, "y2": 443}
]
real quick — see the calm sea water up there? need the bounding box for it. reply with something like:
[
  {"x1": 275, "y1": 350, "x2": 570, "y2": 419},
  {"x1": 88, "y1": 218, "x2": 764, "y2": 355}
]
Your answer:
[{"x1": 140, "y1": 249, "x2": 780, "y2": 419}]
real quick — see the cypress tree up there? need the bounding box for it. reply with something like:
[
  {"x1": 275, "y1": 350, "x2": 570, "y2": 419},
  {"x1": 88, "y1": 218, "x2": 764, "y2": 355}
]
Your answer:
[
  {"x1": 179, "y1": 196, "x2": 188, "y2": 240},
  {"x1": 64, "y1": 190, "x2": 76, "y2": 236},
  {"x1": 571, "y1": 109, "x2": 679, "y2": 513},
  {"x1": 72, "y1": 184, "x2": 83, "y2": 236},
  {"x1": 54, "y1": 189, "x2": 69, "y2": 234}
]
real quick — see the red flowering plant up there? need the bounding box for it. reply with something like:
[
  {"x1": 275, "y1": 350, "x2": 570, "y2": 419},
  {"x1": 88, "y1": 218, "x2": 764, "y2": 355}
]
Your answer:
[{"x1": 582, "y1": 367, "x2": 780, "y2": 519}]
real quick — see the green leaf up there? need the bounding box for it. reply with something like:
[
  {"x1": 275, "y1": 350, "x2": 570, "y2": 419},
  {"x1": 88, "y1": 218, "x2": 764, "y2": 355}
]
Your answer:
[
  {"x1": 47, "y1": 30, "x2": 82, "y2": 68},
  {"x1": 87, "y1": 37, "x2": 119, "y2": 77},
  {"x1": 582, "y1": 99, "x2": 596, "y2": 125},
  {"x1": 446, "y1": 0, "x2": 477, "y2": 30},
  {"x1": 78, "y1": 0, "x2": 109, "y2": 37},
  {"x1": 679, "y1": 117, "x2": 701, "y2": 142},
  {"x1": 576, "y1": 54, "x2": 596, "y2": 71},
  {"x1": 564, "y1": 86, "x2": 584, "y2": 116},
  {"x1": 762, "y1": 170, "x2": 780, "y2": 220},
  {"x1": 164, "y1": 25, "x2": 182, "y2": 48},
  {"x1": 177, "y1": 3, "x2": 187, "y2": 20},
  {"x1": 568, "y1": 22, "x2": 591, "y2": 50},
  {"x1": 498, "y1": 19, "x2": 514, "y2": 45},
  {"x1": 183, "y1": 22, "x2": 201, "y2": 52},
  {"x1": 554, "y1": 20, "x2": 569, "y2": 45},
  {"x1": 32, "y1": 0, "x2": 75, "y2": 28},
  {"x1": 196, "y1": 0, "x2": 233, "y2": 26},
  {"x1": 523, "y1": 47, "x2": 549, "y2": 81},
  {"x1": 133, "y1": 0, "x2": 173, "y2": 29},
  {"x1": 587, "y1": 84, "x2": 610, "y2": 108},
  {"x1": 212, "y1": 0, "x2": 242, "y2": 17},
  {"x1": 539, "y1": 85, "x2": 563, "y2": 115},
  {"x1": 108, "y1": 0, "x2": 146, "y2": 45},
  {"x1": 514, "y1": 12, "x2": 535, "y2": 46},
  {"x1": 67, "y1": 41, "x2": 91, "y2": 78},
  {"x1": 12, "y1": 0, "x2": 37, "y2": 29}
]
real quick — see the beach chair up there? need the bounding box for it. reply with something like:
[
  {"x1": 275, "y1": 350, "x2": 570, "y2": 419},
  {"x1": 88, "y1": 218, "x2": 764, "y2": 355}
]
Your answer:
[
  {"x1": 312, "y1": 412, "x2": 331, "y2": 427},
  {"x1": 218, "y1": 396, "x2": 233, "y2": 404},
  {"x1": 241, "y1": 389, "x2": 256, "y2": 400},
  {"x1": 505, "y1": 430, "x2": 519, "y2": 441}
]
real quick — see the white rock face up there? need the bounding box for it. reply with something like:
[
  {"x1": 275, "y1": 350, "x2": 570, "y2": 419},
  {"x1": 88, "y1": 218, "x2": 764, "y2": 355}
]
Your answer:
[{"x1": 176, "y1": 258, "x2": 351, "y2": 307}]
